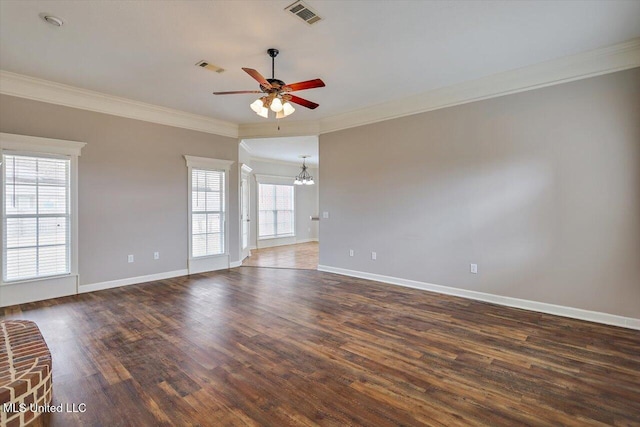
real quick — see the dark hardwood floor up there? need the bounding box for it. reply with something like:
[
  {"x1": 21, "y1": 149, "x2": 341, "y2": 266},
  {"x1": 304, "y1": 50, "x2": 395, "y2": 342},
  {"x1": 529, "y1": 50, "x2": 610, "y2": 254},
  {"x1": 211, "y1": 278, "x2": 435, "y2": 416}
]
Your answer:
[{"x1": 1, "y1": 267, "x2": 639, "y2": 426}]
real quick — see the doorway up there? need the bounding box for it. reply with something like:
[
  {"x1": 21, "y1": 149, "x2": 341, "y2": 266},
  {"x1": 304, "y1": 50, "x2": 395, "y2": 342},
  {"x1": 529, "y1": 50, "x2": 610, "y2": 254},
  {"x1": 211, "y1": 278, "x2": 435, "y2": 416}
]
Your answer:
[{"x1": 238, "y1": 136, "x2": 319, "y2": 270}]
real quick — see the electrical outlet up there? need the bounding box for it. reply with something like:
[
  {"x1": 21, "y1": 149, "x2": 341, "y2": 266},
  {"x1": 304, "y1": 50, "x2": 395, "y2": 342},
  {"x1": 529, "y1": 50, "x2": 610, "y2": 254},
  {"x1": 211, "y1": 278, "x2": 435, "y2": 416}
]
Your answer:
[
  {"x1": 470, "y1": 263, "x2": 478, "y2": 274},
  {"x1": 322, "y1": 211, "x2": 329, "y2": 219},
  {"x1": 371, "y1": 251, "x2": 377, "y2": 260},
  {"x1": 154, "y1": 252, "x2": 160, "y2": 260},
  {"x1": 349, "y1": 249, "x2": 354, "y2": 257},
  {"x1": 128, "y1": 254, "x2": 134, "y2": 263}
]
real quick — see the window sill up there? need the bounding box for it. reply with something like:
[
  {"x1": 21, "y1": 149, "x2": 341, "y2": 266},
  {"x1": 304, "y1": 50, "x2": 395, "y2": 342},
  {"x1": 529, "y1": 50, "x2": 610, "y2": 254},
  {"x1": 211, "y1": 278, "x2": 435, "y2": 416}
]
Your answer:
[
  {"x1": 1, "y1": 273, "x2": 76, "y2": 287},
  {"x1": 190, "y1": 253, "x2": 228, "y2": 260},
  {"x1": 258, "y1": 235, "x2": 296, "y2": 241}
]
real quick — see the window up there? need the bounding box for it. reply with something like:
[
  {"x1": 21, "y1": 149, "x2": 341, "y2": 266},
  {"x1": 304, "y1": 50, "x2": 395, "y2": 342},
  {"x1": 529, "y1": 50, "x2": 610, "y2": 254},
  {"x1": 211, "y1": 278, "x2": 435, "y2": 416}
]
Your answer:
[
  {"x1": 1, "y1": 133, "x2": 83, "y2": 305},
  {"x1": 184, "y1": 155, "x2": 233, "y2": 272},
  {"x1": 191, "y1": 168, "x2": 225, "y2": 257},
  {"x1": 258, "y1": 183, "x2": 295, "y2": 239},
  {"x1": 2, "y1": 153, "x2": 70, "y2": 282}
]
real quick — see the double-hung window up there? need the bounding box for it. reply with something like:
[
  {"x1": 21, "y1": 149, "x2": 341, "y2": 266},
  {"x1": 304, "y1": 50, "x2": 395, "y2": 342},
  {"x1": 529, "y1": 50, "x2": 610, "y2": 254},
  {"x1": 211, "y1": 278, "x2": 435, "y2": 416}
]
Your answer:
[
  {"x1": 258, "y1": 183, "x2": 295, "y2": 239},
  {"x1": 3, "y1": 154, "x2": 70, "y2": 281},
  {"x1": 191, "y1": 168, "x2": 225, "y2": 257},
  {"x1": 1, "y1": 133, "x2": 84, "y2": 306},
  {"x1": 184, "y1": 156, "x2": 233, "y2": 274}
]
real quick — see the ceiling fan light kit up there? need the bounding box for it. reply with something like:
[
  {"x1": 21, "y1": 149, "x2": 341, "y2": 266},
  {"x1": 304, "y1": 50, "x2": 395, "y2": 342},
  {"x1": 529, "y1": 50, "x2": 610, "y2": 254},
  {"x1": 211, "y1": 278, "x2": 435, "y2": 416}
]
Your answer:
[{"x1": 213, "y1": 48, "x2": 325, "y2": 120}]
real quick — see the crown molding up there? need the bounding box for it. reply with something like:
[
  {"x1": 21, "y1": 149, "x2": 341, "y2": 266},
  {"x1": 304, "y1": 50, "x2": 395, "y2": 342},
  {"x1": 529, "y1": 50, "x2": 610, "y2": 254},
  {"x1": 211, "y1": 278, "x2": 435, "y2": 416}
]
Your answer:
[
  {"x1": 318, "y1": 37, "x2": 640, "y2": 134},
  {"x1": 2, "y1": 38, "x2": 638, "y2": 140},
  {"x1": 250, "y1": 155, "x2": 318, "y2": 167},
  {"x1": 238, "y1": 140, "x2": 253, "y2": 154},
  {"x1": 0, "y1": 71, "x2": 239, "y2": 138}
]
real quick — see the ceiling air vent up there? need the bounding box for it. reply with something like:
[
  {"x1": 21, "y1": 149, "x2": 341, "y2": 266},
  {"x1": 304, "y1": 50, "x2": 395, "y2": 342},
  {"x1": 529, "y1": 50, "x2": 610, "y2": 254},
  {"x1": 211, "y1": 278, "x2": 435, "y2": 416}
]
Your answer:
[
  {"x1": 195, "y1": 60, "x2": 225, "y2": 74},
  {"x1": 285, "y1": 1, "x2": 322, "y2": 25}
]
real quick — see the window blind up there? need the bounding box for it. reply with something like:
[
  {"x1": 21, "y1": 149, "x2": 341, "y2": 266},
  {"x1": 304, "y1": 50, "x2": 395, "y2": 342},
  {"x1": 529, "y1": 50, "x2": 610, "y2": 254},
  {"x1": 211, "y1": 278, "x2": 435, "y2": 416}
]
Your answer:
[
  {"x1": 191, "y1": 168, "x2": 225, "y2": 257},
  {"x1": 258, "y1": 183, "x2": 294, "y2": 239},
  {"x1": 3, "y1": 154, "x2": 70, "y2": 281}
]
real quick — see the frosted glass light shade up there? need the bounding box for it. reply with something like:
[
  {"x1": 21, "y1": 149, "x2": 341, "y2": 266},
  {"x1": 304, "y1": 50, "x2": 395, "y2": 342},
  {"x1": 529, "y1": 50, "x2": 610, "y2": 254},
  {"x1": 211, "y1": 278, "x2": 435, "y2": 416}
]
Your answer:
[
  {"x1": 250, "y1": 99, "x2": 263, "y2": 113},
  {"x1": 270, "y1": 97, "x2": 283, "y2": 112},
  {"x1": 282, "y1": 102, "x2": 295, "y2": 116},
  {"x1": 257, "y1": 106, "x2": 269, "y2": 118}
]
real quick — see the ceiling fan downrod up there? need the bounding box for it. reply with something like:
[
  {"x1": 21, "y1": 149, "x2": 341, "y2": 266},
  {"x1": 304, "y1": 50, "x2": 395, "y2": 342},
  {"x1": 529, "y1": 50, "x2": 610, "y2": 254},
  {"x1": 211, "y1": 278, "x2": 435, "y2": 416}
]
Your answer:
[{"x1": 267, "y1": 48, "x2": 279, "y2": 79}]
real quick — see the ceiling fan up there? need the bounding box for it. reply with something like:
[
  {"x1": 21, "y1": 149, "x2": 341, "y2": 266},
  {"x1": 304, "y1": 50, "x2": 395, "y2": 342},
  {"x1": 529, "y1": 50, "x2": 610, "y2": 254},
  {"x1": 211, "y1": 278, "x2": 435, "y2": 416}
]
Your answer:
[{"x1": 213, "y1": 48, "x2": 325, "y2": 119}]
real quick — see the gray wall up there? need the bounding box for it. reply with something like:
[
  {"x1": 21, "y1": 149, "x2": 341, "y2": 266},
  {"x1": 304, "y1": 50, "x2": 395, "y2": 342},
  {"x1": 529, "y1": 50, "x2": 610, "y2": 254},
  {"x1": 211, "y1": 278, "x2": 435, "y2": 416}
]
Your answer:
[
  {"x1": 249, "y1": 160, "x2": 319, "y2": 248},
  {"x1": 0, "y1": 95, "x2": 239, "y2": 286},
  {"x1": 319, "y1": 68, "x2": 640, "y2": 318}
]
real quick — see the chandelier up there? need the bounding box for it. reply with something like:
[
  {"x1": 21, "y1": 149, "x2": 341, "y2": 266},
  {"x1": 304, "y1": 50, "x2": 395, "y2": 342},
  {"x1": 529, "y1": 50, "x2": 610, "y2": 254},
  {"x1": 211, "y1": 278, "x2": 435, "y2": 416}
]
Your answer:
[{"x1": 294, "y1": 156, "x2": 314, "y2": 185}]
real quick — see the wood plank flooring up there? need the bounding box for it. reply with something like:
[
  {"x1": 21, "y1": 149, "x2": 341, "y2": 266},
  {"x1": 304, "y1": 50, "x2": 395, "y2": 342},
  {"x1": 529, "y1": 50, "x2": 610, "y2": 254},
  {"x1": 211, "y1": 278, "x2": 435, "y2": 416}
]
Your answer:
[
  {"x1": 1, "y1": 267, "x2": 639, "y2": 426},
  {"x1": 242, "y1": 242, "x2": 318, "y2": 270}
]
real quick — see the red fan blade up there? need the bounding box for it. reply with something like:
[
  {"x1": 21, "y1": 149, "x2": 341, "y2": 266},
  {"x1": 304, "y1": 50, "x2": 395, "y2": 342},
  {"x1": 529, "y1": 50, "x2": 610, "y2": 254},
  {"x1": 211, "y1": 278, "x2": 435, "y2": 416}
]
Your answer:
[
  {"x1": 213, "y1": 90, "x2": 263, "y2": 95},
  {"x1": 284, "y1": 79, "x2": 325, "y2": 92},
  {"x1": 242, "y1": 68, "x2": 272, "y2": 89},
  {"x1": 288, "y1": 95, "x2": 319, "y2": 110}
]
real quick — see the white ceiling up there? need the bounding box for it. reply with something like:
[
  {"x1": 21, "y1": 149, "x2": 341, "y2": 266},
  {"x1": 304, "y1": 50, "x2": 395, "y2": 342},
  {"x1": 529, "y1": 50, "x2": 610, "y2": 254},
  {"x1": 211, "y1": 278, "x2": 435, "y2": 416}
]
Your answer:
[
  {"x1": 1, "y1": 1, "x2": 639, "y2": 126},
  {"x1": 243, "y1": 136, "x2": 319, "y2": 166}
]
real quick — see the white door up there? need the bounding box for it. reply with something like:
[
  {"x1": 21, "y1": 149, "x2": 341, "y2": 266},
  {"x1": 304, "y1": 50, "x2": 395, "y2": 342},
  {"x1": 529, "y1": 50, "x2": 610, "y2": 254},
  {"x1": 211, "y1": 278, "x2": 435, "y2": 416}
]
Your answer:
[{"x1": 241, "y1": 176, "x2": 250, "y2": 260}]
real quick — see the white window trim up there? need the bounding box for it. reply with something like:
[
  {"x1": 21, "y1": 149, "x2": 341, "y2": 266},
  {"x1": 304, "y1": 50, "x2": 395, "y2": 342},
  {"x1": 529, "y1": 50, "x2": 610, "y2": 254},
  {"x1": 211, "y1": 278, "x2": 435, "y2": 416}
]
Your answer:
[
  {"x1": 184, "y1": 155, "x2": 234, "y2": 274},
  {"x1": 1, "y1": 132, "x2": 85, "y2": 156},
  {"x1": 254, "y1": 174, "x2": 294, "y2": 186},
  {"x1": 1, "y1": 133, "x2": 85, "y2": 302},
  {"x1": 255, "y1": 176, "x2": 296, "y2": 241}
]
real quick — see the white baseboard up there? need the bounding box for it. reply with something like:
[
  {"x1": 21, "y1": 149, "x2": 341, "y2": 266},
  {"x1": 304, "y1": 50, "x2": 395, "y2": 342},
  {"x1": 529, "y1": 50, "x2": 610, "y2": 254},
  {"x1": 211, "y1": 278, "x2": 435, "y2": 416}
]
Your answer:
[
  {"x1": 317, "y1": 265, "x2": 640, "y2": 330},
  {"x1": 229, "y1": 261, "x2": 242, "y2": 268},
  {"x1": 296, "y1": 238, "x2": 319, "y2": 244},
  {"x1": 79, "y1": 269, "x2": 188, "y2": 293}
]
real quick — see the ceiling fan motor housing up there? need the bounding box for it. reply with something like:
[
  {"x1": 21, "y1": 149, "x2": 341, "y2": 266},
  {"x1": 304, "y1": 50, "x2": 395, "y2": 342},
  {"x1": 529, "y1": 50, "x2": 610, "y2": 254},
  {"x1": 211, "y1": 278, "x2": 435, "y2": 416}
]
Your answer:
[{"x1": 262, "y1": 78, "x2": 286, "y2": 92}]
